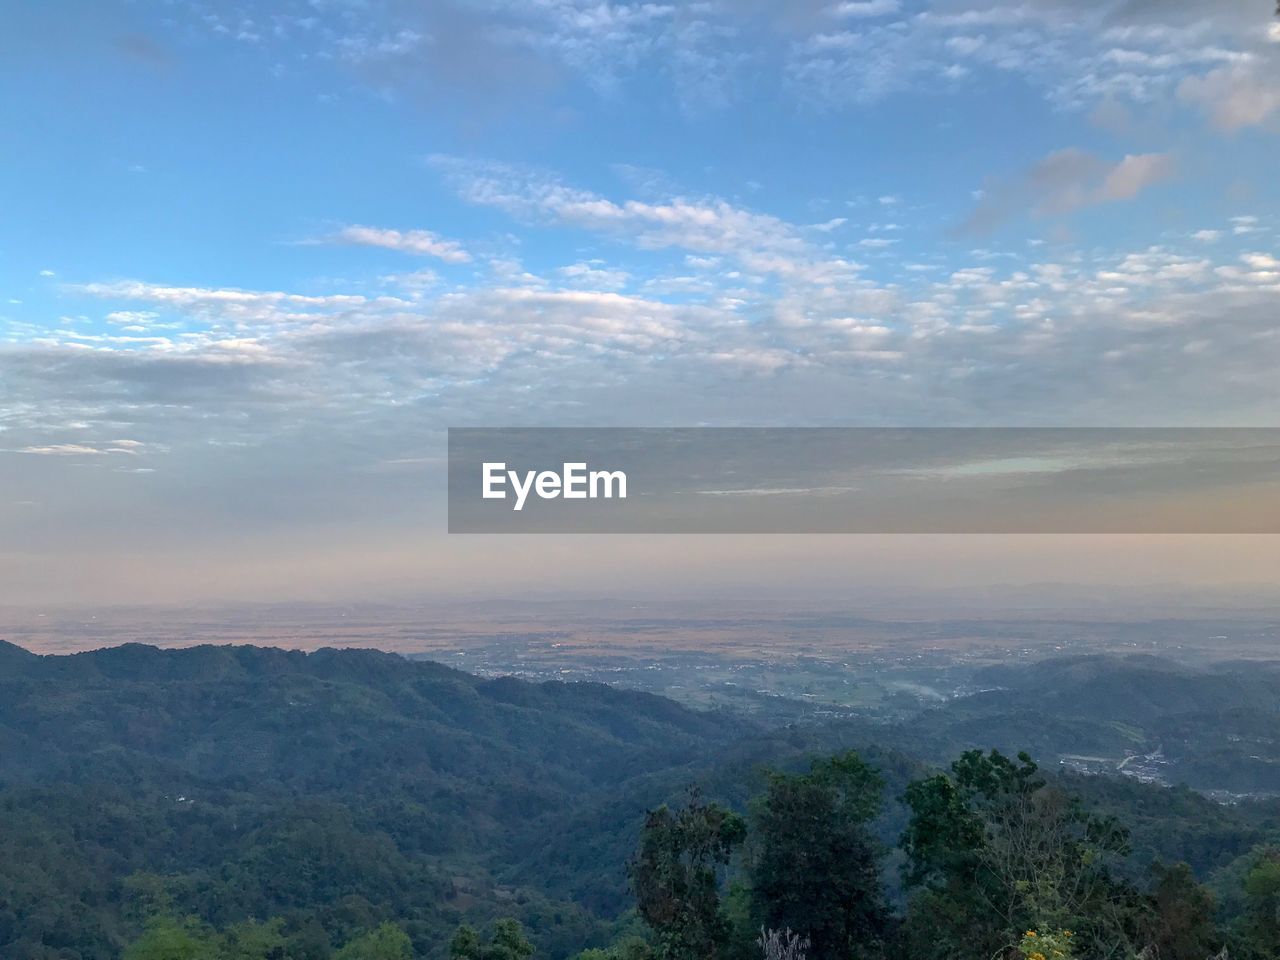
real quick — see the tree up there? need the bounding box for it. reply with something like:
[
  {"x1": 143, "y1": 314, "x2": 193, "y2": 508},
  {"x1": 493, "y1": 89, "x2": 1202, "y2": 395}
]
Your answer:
[
  {"x1": 123, "y1": 917, "x2": 219, "y2": 960},
  {"x1": 1142, "y1": 863, "x2": 1220, "y2": 960},
  {"x1": 747, "y1": 752, "x2": 888, "y2": 960},
  {"x1": 451, "y1": 925, "x2": 483, "y2": 960},
  {"x1": 334, "y1": 922, "x2": 413, "y2": 960},
  {"x1": 629, "y1": 788, "x2": 747, "y2": 960},
  {"x1": 1239, "y1": 851, "x2": 1280, "y2": 956},
  {"x1": 451, "y1": 919, "x2": 534, "y2": 960},
  {"x1": 572, "y1": 936, "x2": 654, "y2": 960},
  {"x1": 218, "y1": 919, "x2": 288, "y2": 960},
  {"x1": 901, "y1": 750, "x2": 1141, "y2": 960}
]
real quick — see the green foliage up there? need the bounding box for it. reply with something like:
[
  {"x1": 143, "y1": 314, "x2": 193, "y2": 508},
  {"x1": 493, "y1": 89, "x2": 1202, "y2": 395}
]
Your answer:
[
  {"x1": 1069, "y1": 775, "x2": 1269, "y2": 880},
  {"x1": 1017, "y1": 928, "x2": 1075, "y2": 960},
  {"x1": 121, "y1": 916, "x2": 413, "y2": 960},
  {"x1": 746, "y1": 751, "x2": 888, "y2": 960},
  {"x1": 1141, "y1": 863, "x2": 1219, "y2": 960},
  {"x1": 335, "y1": 922, "x2": 414, "y2": 960},
  {"x1": 628, "y1": 790, "x2": 746, "y2": 960},
  {"x1": 900, "y1": 750, "x2": 1141, "y2": 960},
  {"x1": 0, "y1": 644, "x2": 746, "y2": 958},
  {"x1": 570, "y1": 935, "x2": 653, "y2": 960},
  {"x1": 1236, "y1": 849, "x2": 1280, "y2": 957},
  {"x1": 3, "y1": 643, "x2": 1279, "y2": 960},
  {"x1": 123, "y1": 917, "x2": 219, "y2": 960},
  {"x1": 450, "y1": 919, "x2": 535, "y2": 960}
]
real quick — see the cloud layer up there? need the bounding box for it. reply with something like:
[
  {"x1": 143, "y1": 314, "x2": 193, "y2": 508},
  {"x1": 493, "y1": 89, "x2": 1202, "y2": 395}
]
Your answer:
[
  {"x1": 162, "y1": 0, "x2": 1280, "y2": 122},
  {"x1": 3, "y1": 0, "x2": 1278, "y2": 605}
]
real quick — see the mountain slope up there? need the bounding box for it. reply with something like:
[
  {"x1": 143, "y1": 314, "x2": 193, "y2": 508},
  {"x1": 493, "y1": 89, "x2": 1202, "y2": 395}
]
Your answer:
[{"x1": 0, "y1": 641, "x2": 756, "y2": 959}]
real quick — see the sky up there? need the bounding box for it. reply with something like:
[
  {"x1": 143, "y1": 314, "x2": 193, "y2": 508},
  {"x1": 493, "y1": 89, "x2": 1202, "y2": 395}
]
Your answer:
[{"x1": 2, "y1": 0, "x2": 1280, "y2": 608}]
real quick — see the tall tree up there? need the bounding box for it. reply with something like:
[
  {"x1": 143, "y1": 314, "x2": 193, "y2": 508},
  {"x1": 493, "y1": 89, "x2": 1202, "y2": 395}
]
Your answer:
[
  {"x1": 1239, "y1": 851, "x2": 1280, "y2": 958},
  {"x1": 629, "y1": 788, "x2": 746, "y2": 960},
  {"x1": 1142, "y1": 863, "x2": 1220, "y2": 960},
  {"x1": 748, "y1": 752, "x2": 888, "y2": 960}
]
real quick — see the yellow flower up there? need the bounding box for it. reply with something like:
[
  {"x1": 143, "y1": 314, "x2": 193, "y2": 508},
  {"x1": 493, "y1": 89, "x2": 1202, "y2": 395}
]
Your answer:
[
  {"x1": 1029, "y1": 952, "x2": 1046, "y2": 960},
  {"x1": 1025, "y1": 931, "x2": 1037, "y2": 938}
]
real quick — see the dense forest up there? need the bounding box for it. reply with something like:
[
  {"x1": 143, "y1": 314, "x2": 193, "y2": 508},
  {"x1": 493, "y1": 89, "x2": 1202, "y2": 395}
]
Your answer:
[{"x1": 0, "y1": 640, "x2": 1277, "y2": 960}]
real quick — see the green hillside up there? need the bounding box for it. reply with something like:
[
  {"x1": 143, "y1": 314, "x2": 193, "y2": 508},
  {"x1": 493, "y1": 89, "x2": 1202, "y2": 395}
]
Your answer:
[{"x1": 1, "y1": 641, "x2": 1278, "y2": 960}]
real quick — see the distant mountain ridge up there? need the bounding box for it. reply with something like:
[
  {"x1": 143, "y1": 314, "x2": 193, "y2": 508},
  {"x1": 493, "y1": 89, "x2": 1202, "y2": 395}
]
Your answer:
[
  {"x1": 881, "y1": 654, "x2": 1280, "y2": 794},
  {"x1": 0, "y1": 639, "x2": 773, "y2": 958},
  {"x1": 0, "y1": 637, "x2": 36, "y2": 669},
  {"x1": 0, "y1": 639, "x2": 745, "y2": 786}
]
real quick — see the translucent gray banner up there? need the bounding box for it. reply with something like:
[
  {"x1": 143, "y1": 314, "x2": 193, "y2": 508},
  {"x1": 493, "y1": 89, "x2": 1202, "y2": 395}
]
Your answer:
[{"x1": 447, "y1": 428, "x2": 1280, "y2": 533}]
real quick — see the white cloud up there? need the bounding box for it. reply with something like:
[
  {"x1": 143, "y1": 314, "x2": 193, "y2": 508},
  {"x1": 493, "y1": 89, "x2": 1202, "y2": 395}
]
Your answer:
[
  {"x1": 330, "y1": 225, "x2": 471, "y2": 263},
  {"x1": 381, "y1": 268, "x2": 441, "y2": 293},
  {"x1": 685, "y1": 255, "x2": 721, "y2": 268},
  {"x1": 15, "y1": 441, "x2": 142, "y2": 456},
  {"x1": 18, "y1": 444, "x2": 107, "y2": 456},
  {"x1": 959, "y1": 148, "x2": 1176, "y2": 234},
  {"x1": 10, "y1": 226, "x2": 1280, "y2": 540},
  {"x1": 80, "y1": 281, "x2": 366, "y2": 307},
  {"x1": 1216, "y1": 251, "x2": 1280, "y2": 287},
  {"x1": 833, "y1": 0, "x2": 901, "y2": 18},
  {"x1": 1098, "y1": 153, "x2": 1178, "y2": 202},
  {"x1": 431, "y1": 156, "x2": 863, "y2": 283},
  {"x1": 1179, "y1": 64, "x2": 1280, "y2": 131},
  {"x1": 557, "y1": 262, "x2": 631, "y2": 290},
  {"x1": 165, "y1": 0, "x2": 1276, "y2": 136},
  {"x1": 106, "y1": 310, "x2": 161, "y2": 325}
]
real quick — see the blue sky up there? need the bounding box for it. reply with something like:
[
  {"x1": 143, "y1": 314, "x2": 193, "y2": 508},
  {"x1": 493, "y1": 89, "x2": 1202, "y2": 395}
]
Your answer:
[{"x1": 2, "y1": 0, "x2": 1279, "y2": 605}]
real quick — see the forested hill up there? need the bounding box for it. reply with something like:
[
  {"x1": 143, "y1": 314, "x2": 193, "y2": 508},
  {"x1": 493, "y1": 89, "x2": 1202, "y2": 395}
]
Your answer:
[
  {"x1": 1, "y1": 640, "x2": 1279, "y2": 960},
  {"x1": 972, "y1": 654, "x2": 1280, "y2": 721},
  {"x1": 0, "y1": 639, "x2": 769, "y2": 960},
  {"x1": 885, "y1": 654, "x2": 1280, "y2": 794},
  {"x1": 0, "y1": 639, "x2": 745, "y2": 786}
]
